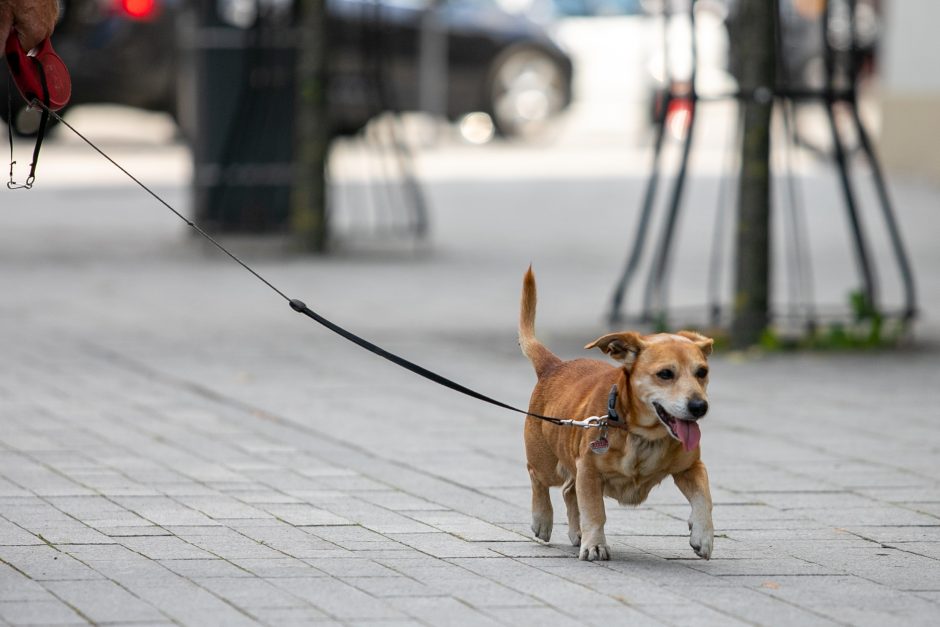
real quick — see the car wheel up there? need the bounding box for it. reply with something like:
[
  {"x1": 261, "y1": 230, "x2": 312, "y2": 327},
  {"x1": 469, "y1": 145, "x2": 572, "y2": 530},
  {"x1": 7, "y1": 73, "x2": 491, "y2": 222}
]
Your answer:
[{"x1": 489, "y1": 47, "x2": 568, "y2": 139}]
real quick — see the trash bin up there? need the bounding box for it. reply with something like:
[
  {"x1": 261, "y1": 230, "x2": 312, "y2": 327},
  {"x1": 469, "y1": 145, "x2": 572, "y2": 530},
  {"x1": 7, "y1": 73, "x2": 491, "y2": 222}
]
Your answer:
[{"x1": 177, "y1": 0, "x2": 296, "y2": 233}]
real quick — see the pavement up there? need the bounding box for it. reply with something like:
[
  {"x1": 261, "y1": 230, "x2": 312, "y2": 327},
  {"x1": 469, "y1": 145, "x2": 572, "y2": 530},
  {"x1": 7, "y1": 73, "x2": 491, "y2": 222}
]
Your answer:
[{"x1": 1, "y1": 107, "x2": 940, "y2": 627}]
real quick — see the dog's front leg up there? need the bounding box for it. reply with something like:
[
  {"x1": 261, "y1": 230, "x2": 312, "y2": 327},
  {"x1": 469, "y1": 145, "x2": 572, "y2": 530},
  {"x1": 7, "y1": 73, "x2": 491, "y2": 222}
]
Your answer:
[
  {"x1": 575, "y1": 459, "x2": 609, "y2": 561},
  {"x1": 673, "y1": 460, "x2": 714, "y2": 559}
]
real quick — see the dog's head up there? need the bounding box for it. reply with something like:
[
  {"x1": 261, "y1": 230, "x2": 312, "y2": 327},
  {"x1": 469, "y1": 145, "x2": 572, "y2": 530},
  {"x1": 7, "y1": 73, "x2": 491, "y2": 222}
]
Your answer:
[{"x1": 585, "y1": 331, "x2": 713, "y2": 451}]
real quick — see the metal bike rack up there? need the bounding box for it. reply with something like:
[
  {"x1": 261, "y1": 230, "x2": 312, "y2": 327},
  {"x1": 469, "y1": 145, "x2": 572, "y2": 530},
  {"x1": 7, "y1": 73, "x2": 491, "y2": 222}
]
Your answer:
[{"x1": 607, "y1": 0, "x2": 917, "y2": 330}]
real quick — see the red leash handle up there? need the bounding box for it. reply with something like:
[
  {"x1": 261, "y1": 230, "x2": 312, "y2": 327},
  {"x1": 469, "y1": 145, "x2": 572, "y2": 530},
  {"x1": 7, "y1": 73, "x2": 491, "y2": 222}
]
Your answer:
[{"x1": 5, "y1": 31, "x2": 71, "y2": 110}]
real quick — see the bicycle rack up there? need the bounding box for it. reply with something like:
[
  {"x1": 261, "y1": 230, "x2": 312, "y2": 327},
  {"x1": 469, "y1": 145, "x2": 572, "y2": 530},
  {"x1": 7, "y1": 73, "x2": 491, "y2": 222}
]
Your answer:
[{"x1": 607, "y1": 0, "x2": 917, "y2": 333}]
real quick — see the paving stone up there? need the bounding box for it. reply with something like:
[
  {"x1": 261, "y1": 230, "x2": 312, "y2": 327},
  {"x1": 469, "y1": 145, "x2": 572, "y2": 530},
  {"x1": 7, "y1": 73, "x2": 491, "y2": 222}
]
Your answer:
[
  {"x1": 0, "y1": 519, "x2": 42, "y2": 546},
  {"x1": 342, "y1": 576, "x2": 437, "y2": 598},
  {"x1": 231, "y1": 523, "x2": 338, "y2": 557},
  {"x1": 230, "y1": 557, "x2": 325, "y2": 579},
  {"x1": 389, "y1": 596, "x2": 504, "y2": 625},
  {"x1": 274, "y1": 578, "x2": 405, "y2": 620},
  {"x1": 0, "y1": 599, "x2": 86, "y2": 626},
  {"x1": 0, "y1": 564, "x2": 54, "y2": 602},
  {"x1": 111, "y1": 497, "x2": 221, "y2": 527},
  {"x1": 404, "y1": 511, "x2": 525, "y2": 542},
  {"x1": 306, "y1": 525, "x2": 397, "y2": 547},
  {"x1": 480, "y1": 541, "x2": 573, "y2": 558},
  {"x1": 93, "y1": 525, "x2": 170, "y2": 538},
  {"x1": 158, "y1": 559, "x2": 252, "y2": 579},
  {"x1": 174, "y1": 496, "x2": 273, "y2": 521},
  {"x1": 43, "y1": 579, "x2": 166, "y2": 624},
  {"x1": 27, "y1": 527, "x2": 113, "y2": 545},
  {"x1": 683, "y1": 556, "x2": 842, "y2": 577},
  {"x1": 194, "y1": 576, "x2": 310, "y2": 610},
  {"x1": 224, "y1": 490, "x2": 302, "y2": 505},
  {"x1": 246, "y1": 607, "x2": 333, "y2": 625},
  {"x1": 486, "y1": 605, "x2": 649, "y2": 627},
  {"x1": 428, "y1": 577, "x2": 542, "y2": 609},
  {"x1": 117, "y1": 536, "x2": 217, "y2": 561},
  {"x1": 841, "y1": 526, "x2": 940, "y2": 543},
  {"x1": 0, "y1": 546, "x2": 103, "y2": 581},
  {"x1": 681, "y1": 584, "x2": 843, "y2": 626},
  {"x1": 388, "y1": 534, "x2": 500, "y2": 558},
  {"x1": 725, "y1": 575, "x2": 940, "y2": 627},
  {"x1": 317, "y1": 501, "x2": 439, "y2": 534},
  {"x1": 359, "y1": 491, "x2": 449, "y2": 512},
  {"x1": 261, "y1": 504, "x2": 352, "y2": 527},
  {"x1": 119, "y1": 578, "x2": 260, "y2": 626},
  {"x1": 178, "y1": 531, "x2": 286, "y2": 560},
  {"x1": 305, "y1": 557, "x2": 398, "y2": 578},
  {"x1": 450, "y1": 557, "x2": 624, "y2": 608}
]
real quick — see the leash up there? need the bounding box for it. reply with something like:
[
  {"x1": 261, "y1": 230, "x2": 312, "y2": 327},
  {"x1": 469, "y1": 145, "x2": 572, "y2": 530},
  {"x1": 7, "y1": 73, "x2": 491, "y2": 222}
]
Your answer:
[
  {"x1": 5, "y1": 33, "x2": 67, "y2": 189},
  {"x1": 6, "y1": 37, "x2": 624, "y2": 433}
]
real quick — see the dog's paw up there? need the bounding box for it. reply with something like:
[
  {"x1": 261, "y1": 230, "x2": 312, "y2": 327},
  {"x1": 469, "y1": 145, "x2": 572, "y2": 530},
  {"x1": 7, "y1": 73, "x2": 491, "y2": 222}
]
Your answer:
[
  {"x1": 531, "y1": 515, "x2": 552, "y2": 543},
  {"x1": 568, "y1": 529, "x2": 582, "y2": 547},
  {"x1": 689, "y1": 521, "x2": 713, "y2": 560},
  {"x1": 578, "y1": 543, "x2": 610, "y2": 561}
]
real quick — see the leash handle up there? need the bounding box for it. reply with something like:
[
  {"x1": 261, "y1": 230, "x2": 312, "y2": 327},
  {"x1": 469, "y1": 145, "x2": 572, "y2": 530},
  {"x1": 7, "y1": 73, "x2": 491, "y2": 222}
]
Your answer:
[
  {"x1": 5, "y1": 32, "x2": 70, "y2": 189},
  {"x1": 4, "y1": 33, "x2": 71, "y2": 110}
]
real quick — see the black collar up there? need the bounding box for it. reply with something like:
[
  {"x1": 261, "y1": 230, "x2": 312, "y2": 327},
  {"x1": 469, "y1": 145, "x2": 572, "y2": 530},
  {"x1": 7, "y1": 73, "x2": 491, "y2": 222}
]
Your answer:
[{"x1": 607, "y1": 385, "x2": 620, "y2": 422}]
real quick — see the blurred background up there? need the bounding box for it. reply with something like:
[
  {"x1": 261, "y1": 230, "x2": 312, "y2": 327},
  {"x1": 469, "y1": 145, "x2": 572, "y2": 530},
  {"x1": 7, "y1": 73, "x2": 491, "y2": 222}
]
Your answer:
[{"x1": 2, "y1": 0, "x2": 938, "y2": 345}]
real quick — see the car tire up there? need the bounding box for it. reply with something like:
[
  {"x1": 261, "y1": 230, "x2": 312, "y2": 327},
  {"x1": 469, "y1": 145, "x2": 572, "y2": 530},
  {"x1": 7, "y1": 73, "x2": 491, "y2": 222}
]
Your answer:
[{"x1": 488, "y1": 46, "x2": 569, "y2": 139}]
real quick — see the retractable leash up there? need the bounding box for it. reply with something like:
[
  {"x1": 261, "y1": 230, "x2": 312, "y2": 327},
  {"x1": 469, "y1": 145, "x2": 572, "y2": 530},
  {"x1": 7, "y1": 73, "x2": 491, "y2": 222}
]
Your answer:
[
  {"x1": 4, "y1": 32, "x2": 71, "y2": 189},
  {"x1": 5, "y1": 36, "x2": 624, "y2": 439}
]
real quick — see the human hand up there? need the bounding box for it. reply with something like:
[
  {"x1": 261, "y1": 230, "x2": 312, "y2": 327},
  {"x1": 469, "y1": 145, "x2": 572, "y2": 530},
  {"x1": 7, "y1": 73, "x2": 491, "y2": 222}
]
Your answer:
[{"x1": 0, "y1": 0, "x2": 60, "y2": 52}]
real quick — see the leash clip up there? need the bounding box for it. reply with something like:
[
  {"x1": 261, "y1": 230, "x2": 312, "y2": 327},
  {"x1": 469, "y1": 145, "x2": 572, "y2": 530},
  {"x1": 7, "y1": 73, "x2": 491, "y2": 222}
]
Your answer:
[{"x1": 561, "y1": 415, "x2": 608, "y2": 429}]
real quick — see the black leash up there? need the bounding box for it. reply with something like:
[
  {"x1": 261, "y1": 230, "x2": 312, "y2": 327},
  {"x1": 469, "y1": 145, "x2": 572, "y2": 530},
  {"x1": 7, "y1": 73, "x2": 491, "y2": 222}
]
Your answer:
[
  {"x1": 6, "y1": 69, "x2": 49, "y2": 189},
  {"x1": 25, "y1": 100, "x2": 619, "y2": 430}
]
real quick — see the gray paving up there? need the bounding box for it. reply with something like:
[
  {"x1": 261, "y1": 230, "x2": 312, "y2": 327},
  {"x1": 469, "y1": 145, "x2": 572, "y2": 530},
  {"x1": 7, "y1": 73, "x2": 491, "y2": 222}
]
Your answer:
[{"x1": 1, "y1": 132, "x2": 939, "y2": 626}]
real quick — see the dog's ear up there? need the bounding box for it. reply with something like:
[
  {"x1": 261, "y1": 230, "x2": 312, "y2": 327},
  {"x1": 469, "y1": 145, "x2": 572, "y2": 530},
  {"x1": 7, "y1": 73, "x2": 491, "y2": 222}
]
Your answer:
[
  {"x1": 677, "y1": 330, "x2": 714, "y2": 357},
  {"x1": 585, "y1": 332, "x2": 646, "y2": 369}
]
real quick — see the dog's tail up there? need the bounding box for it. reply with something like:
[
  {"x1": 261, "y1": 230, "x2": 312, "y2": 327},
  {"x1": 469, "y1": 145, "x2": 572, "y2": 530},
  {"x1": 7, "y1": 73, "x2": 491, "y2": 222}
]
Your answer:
[{"x1": 519, "y1": 266, "x2": 562, "y2": 378}]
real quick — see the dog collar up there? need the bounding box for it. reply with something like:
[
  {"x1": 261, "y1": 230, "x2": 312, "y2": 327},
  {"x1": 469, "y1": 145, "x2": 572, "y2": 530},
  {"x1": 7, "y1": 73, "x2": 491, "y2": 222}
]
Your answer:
[{"x1": 607, "y1": 385, "x2": 620, "y2": 422}]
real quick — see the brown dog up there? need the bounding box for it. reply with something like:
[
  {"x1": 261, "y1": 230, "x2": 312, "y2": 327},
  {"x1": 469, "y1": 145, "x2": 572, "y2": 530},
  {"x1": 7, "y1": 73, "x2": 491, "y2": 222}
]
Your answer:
[{"x1": 519, "y1": 267, "x2": 714, "y2": 561}]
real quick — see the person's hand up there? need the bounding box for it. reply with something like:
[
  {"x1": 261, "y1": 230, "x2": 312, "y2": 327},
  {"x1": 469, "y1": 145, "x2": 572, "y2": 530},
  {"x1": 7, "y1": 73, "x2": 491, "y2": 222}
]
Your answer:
[{"x1": 0, "y1": 0, "x2": 60, "y2": 52}]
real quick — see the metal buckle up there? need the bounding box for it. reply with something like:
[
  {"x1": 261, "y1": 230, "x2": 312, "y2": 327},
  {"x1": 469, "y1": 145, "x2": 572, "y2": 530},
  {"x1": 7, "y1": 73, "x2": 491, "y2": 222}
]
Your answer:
[{"x1": 560, "y1": 415, "x2": 608, "y2": 429}]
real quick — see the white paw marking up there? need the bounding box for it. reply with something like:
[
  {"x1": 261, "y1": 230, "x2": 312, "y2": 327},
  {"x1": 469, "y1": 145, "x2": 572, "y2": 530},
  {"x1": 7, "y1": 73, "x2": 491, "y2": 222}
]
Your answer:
[
  {"x1": 531, "y1": 514, "x2": 552, "y2": 543},
  {"x1": 579, "y1": 543, "x2": 610, "y2": 561},
  {"x1": 689, "y1": 515, "x2": 713, "y2": 560},
  {"x1": 568, "y1": 529, "x2": 582, "y2": 547}
]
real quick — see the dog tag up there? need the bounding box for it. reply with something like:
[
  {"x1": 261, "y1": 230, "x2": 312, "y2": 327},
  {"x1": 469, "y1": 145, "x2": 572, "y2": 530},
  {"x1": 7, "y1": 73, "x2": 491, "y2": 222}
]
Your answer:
[{"x1": 589, "y1": 437, "x2": 609, "y2": 455}]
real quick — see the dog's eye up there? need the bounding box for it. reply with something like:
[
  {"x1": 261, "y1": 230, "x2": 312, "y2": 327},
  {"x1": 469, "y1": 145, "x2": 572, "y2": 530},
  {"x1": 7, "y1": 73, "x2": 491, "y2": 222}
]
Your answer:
[
  {"x1": 696, "y1": 367, "x2": 709, "y2": 379},
  {"x1": 656, "y1": 369, "x2": 674, "y2": 381}
]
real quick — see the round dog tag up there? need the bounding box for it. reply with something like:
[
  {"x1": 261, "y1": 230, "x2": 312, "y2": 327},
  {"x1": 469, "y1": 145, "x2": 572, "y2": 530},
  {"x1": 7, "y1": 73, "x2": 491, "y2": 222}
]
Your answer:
[{"x1": 589, "y1": 437, "x2": 609, "y2": 455}]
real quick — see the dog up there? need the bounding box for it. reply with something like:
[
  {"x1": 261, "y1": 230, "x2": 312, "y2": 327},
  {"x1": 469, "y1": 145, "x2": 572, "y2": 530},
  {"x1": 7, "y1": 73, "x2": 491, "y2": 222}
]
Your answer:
[{"x1": 519, "y1": 267, "x2": 714, "y2": 561}]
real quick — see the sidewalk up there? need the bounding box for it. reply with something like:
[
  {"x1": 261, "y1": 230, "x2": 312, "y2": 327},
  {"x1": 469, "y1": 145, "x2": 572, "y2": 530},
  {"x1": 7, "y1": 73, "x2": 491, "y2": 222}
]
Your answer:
[{"x1": 1, "y1": 128, "x2": 939, "y2": 626}]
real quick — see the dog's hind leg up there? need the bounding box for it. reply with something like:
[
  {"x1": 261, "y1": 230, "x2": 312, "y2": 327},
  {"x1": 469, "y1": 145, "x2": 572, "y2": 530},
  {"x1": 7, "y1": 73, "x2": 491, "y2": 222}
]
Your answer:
[
  {"x1": 528, "y1": 465, "x2": 553, "y2": 542},
  {"x1": 561, "y1": 476, "x2": 581, "y2": 546}
]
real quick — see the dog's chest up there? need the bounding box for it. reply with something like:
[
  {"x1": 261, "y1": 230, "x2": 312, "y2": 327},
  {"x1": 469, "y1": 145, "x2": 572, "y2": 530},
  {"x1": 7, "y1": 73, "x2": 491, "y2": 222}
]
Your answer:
[{"x1": 600, "y1": 438, "x2": 674, "y2": 505}]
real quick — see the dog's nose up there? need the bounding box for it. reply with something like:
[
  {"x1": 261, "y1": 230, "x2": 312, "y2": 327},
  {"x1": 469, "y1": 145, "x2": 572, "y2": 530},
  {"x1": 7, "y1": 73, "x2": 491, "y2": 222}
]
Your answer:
[{"x1": 688, "y1": 398, "x2": 708, "y2": 419}]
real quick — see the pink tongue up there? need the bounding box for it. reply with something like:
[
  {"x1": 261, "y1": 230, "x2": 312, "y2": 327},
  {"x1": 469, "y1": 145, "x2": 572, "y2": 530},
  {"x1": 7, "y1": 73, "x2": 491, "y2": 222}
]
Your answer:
[{"x1": 674, "y1": 420, "x2": 701, "y2": 451}]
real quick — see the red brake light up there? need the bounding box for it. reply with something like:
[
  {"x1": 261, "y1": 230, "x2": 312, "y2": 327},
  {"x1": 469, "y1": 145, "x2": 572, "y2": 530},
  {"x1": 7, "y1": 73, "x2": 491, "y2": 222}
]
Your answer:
[{"x1": 120, "y1": 0, "x2": 158, "y2": 20}]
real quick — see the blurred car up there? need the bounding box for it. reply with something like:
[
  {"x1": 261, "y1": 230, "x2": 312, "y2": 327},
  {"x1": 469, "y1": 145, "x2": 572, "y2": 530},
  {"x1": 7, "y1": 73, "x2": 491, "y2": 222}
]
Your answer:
[
  {"x1": 324, "y1": 0, "x2": 573, "y2": 137},
  {"x1": 0, "y1": 0, "x2": 572, "y2": 138},
  {"x1": 548, "y1": 0, "x2": 644, "y2": 18}
]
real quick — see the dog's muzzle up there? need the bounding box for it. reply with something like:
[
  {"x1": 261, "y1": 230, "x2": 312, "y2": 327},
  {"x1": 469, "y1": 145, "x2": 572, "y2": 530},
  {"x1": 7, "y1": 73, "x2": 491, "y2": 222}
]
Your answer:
[{"x1": 653, "y1": 402, "x2": 703, "y2": 452}]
